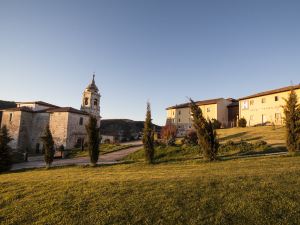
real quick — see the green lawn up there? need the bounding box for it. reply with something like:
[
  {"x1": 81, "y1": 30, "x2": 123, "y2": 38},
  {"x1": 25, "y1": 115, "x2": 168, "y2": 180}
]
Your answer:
[
  {"x1": 67, "y1": 143, "x2": 134, "y2": 158},
  {"x1": 1, "y1": 155, "x2": 300, "y2": 225},
  {"x1": 217, "y1": 126, "x2": 286, "y2": 147}
]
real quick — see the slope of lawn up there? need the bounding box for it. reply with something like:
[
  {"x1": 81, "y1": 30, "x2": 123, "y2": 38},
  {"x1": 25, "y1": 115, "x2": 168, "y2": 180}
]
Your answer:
[
  {"x1": 67, "y1": 143, "x2": 134, "y2": 158},
  {"x1": 126, "y1": 126, "x2": 287, "y2": 163},
  {"x1": 1, "y1": 155, "x2": 300, "y2": 225},
  {"x1": 217, "y1": 126, "x2": 285, "y2": 147}
]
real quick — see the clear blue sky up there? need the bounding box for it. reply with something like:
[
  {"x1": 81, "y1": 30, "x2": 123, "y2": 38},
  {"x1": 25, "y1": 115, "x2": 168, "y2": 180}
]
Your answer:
[{"x1": 1, "y1": 0, "x2": 300, "y2": 125}]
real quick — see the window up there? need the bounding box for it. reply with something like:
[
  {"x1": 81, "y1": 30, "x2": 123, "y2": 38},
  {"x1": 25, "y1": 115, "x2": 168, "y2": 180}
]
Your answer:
[
  {"x1": 275, "y1": 96, "x2": 279, "y2": 101},
  {"x1": 85, "y1": 97, "x2": 89, "y2": 106},
  {"x1": 94, "y1": 99, "x2": 98, "y2": 106},
  {"x1": 250, "y1": 100, "x2": 254, "y2": 106},
  {"x1": 79, "y1": 117, "x2": 83, "y2": 125},
  {"x1": 9, "y1": 113, "x2": 13, "y2": 122},
  {"x1": 207, "y1": 108, "x2": 210, "y2": 112},
  {"x1": 242, "y1": 100, "x2": 249, "y2": 109},
  {"x1": 178, "y1": 119, "x2": 181, "y2": 123},
  {"x1": 261, "y1": 98, "x2": 266, "y2": 104},
  {"x1": 275, "y1": 113, "x2": 282, "y2": 124},
  {"x1": 178, "y1": 110, "x2": 181, "y2": 115}
]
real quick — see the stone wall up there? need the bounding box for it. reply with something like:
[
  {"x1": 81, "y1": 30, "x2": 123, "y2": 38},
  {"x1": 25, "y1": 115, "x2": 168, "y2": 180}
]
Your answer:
[
  {"x1": 1, "y1": 111, "x2": 22, "y2": 149},
  {"x1": 17, "y1": 111, "x2": 33, "y2": 152},
  {"x1": 66, "y1": 113, "x2": 89, "y2": 149},
  {"x1": 30, "y1": 113, "x2": 50, "y2": 153},
  {"x1": 49, "y1": 112, "x2": 69, "y2": 149}
]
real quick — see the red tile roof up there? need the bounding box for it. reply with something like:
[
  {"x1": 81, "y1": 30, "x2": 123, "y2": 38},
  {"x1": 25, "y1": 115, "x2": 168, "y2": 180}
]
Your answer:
[
  {"x1": 239, "y1": 84, "x2": 300, "y2": 100},
  {"x1": 47, "y1": 107, "x2": 89, "y2": 115},
  {"x1": 166, "y1": 98, "x2": 224, "y2": 110}
]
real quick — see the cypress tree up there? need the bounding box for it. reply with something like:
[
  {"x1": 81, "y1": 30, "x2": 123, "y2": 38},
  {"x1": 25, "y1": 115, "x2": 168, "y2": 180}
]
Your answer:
[
  {"x1": 0, "y1": 126, "x2": 13, "y2": 172},
  {"x1": 283, "y1": 88, "x2": 300, "y2": 152},
  {"x1": 86, "y1": 116, "x2": 100, "y2": 166},
  {"x1": 41, "y1": 125, "x2": 55, "y2": 169},
  {"x1": 143, "y1": 102, "x2": 155, "y2": 164},
  {"x1": 190, "y1": 99, "x2": 219, "y2": 161}
]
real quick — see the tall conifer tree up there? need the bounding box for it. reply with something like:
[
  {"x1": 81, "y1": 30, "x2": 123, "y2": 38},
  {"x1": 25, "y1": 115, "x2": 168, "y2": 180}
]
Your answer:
[
  {"x1": 86, "y1": 116, "x2": 100, "y2": 166},
  {"x1": 0, "y1": 126, "x2": 13, "y2": 172},
  {"x1": 143, "y1": 102, "x2": 155, "y2": 164},
  {"x1": 190, "y1": 99, "x2": 219, "y2": 161},
  {"x1": 283, "y1": 88, "x2": 300, "y2": 152},
  {"x1": 41, "y1": 125, "x2": 55, "y2": 169}
]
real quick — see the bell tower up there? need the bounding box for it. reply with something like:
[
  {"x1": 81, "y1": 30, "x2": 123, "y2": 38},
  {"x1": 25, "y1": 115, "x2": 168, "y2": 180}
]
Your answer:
[{"x1": 81, "y1": 74, "x2": 101, "y2": 121}]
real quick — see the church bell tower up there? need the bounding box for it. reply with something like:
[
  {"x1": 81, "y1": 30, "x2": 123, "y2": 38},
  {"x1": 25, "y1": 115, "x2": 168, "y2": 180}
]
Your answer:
[{"x1": 81, "y1": 74, "x2": 101, "y2": 121}]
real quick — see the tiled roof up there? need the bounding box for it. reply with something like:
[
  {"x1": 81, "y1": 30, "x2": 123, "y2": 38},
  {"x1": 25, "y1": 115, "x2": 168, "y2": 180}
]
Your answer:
[
  {"x1": 166, "y1": 98, "x2": 224, "y2": 110},
  {"x1": 1, "y1": 106, "x2": 34, "y2": 113},
  {"x1": 47, "y1": 107, "x2": 89, "y2": 115},
  {"x1": 16, "y1": 101, "x2": 59, "y2": 108},
  {"x1": 239, "y1": 84, "x2": 300, "y2": 100}
]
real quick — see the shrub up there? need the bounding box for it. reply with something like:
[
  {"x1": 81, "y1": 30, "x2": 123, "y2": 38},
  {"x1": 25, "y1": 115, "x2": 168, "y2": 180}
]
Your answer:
[
  {"x1": 212, "y1": 119, "x2": 222, "y2": 129},
  {"x1": 219, "y1": 140, "x2": 254, "y2": 153},
  {"x1": 183, "y1": 130, "x2": 198, "y2": 146},
  {"x1": 161, "y1": 124, "x2": 177, "y2": 146},
  {"x1": 238, "y1": 118, "x2": 247, "y2": 127},
  {"x1": 104, "y1": 139, "x2": 111, "y2": 144},
  {"x1": 253, "y1": 140, "x2": 269, "y2": 151}
]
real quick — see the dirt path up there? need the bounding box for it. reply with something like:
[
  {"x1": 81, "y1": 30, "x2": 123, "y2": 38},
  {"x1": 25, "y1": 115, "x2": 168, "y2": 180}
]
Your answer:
[{"x1": 11, "y1": 145, "x2": 142, "y2": 171}]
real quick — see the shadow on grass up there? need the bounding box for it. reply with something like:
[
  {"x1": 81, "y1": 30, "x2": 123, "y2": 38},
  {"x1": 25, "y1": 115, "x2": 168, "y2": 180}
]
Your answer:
[
  {"x1": 219, "y1": 132, "x2": 248, "y2": 142},
  {"x1": 220, "y1": 146, "x2": 288, "y2": 161}
]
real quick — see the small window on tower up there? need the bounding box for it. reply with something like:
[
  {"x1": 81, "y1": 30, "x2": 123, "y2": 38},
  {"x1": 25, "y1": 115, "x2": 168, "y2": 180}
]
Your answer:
[
  {"x1": 85, "y1": 98, "x2": 89, "y2": 106},
  {"x1": 94, "y1": 99, "x2": 98, "y2": 106},
  {"x1": 9, "y1": 113, "x2": 13, "y2": 122}
]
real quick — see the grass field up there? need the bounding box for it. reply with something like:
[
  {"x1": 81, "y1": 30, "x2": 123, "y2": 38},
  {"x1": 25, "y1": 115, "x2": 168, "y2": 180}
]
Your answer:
[
  {"x1": 67, "y1": 143, "x2": 134, "y2": 158},
  {"x1": 1, "y1": 126, "x2": 296, "y2": 225},
  {"x1": 126, "y1": 126, "x2": 287, "y2": 163},
  {"x1": 1, "y1": 155, "x2": 300, "y2": 225},
  {"x1": 217, "y1": 126, "x2": 286, "y2": 147}
]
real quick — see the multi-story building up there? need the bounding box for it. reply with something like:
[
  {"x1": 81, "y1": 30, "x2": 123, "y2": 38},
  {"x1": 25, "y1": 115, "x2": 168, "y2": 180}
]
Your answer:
[
  {"x1": 166, "y1": 98, "x2": 237, "y2": 136},
  {"x1": 239, "y1": 84, "x2": 300, "y2": 126}
]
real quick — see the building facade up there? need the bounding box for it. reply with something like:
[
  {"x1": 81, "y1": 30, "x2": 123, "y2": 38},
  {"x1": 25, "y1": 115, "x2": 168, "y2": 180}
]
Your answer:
[
  {"x1": 166, "y1": 98, "x2": 237, "y2": 136},
  {"x1": 0, "y1": 76, "x2": 101, "y2": 153},
  {"x1": 239, "y1": 84, "x2": 300, "y2": 126}
]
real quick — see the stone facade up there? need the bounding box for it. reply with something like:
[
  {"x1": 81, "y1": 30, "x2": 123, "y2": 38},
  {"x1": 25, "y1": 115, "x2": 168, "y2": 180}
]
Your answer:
[{"x1": 0, "y1": 76, "x2": 101, "y2": 153}]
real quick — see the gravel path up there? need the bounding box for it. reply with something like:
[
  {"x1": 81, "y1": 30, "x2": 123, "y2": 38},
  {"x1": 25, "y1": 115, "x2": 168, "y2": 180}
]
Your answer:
[{"x1": 11, "y1": 145, "x2": 142, "y2": 171}]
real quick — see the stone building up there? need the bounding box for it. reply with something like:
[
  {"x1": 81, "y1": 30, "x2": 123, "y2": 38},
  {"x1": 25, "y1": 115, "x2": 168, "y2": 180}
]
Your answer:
[{"x1": 0, "y1": 76, "x2": 101, "y2": 153}]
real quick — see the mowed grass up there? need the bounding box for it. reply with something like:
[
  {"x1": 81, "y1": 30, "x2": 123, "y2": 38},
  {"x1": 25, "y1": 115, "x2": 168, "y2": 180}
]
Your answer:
[
  {"x1": 67, "y1": 144, "x2": 134, "y2": 158},
  {"x1": 1, "y1": 155, "x2": 300, "y2": 225},
  {"x1": 217, "y1": 126, "x2": 286, "y2": 147}
]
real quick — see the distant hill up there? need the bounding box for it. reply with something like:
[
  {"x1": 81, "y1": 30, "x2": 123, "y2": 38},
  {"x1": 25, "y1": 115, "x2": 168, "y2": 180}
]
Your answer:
[
  {"x1": 100, "y1": 119, "x2": 161, "y2": 141},
  {"x1": 0, "y1": 100, "x2": 16, "y2": 126}
]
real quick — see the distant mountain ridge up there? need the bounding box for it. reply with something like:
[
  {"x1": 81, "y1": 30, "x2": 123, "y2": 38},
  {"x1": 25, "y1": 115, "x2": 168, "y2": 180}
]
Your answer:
[{"x1": 100, "y1": 119, "x2": 161, "y2": 141}]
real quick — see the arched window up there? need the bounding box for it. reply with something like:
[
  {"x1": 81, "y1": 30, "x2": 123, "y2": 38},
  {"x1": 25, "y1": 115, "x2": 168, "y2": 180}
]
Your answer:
[
  {"x1": 94, "y1": 99, "x2": 98, "y2": 106},
  {"x1": 85, "y1": 98, "x2": 89, "y2": 106}
]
